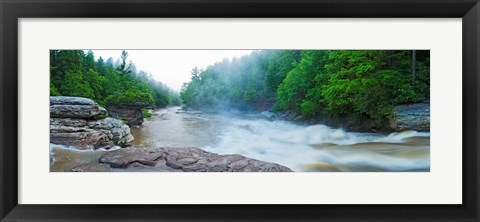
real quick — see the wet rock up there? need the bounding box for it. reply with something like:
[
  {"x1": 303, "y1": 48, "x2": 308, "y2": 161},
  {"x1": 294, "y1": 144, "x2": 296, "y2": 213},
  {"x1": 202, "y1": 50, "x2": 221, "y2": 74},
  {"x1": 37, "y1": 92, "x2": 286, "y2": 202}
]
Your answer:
[
  {"x1": 99, "y1": 148, "x2": 164, "y2": 168},
  {"x1": 71, "y1": 163, "x2": 112, "y2": 172},
  {"x1": 50, "y1": 96, "x2": 96, "y2": 106},
  {"x1": 87, "y1": 118, "x2": 134, "y2": 146},
  {"x1": 260, "y1": 111, "x2": 276, "y2": 120},
  {"x1": 50, "y1": 130, "x2": 111, "y2": 149},
  {"x1": 293, "y1": 115, "x2": 305, "y2": 121},
  {"x1": 107, "y1": 103, "x2": 148, "y2": 126},
  {"x1": 391, "y1": 103, "x2": 430, "y2": 131},
  {"x1": 50, "y1": 118, "x2": 133, "y2": 149},
  {"x1": 50, "y1": 118, "x2": 88, "y2": 133},
  {"x1": 287, "y1": 111, "x2": 299, "y2": 120},
  {"x1": 50, "y1": 96, "x2": 107, "y2": 119},
  {"x1": 98, "y1": 147, "x2": 294, "y2": 172},
  {"x1": 50, "y1": 96, "x2": 134, "y2": 149},
  {"x1": 346, "y1": 119, "x2": 376, "y2": 132},
  {"x1": 275, "y1": 110, "x2": 301, "y2": 122}
]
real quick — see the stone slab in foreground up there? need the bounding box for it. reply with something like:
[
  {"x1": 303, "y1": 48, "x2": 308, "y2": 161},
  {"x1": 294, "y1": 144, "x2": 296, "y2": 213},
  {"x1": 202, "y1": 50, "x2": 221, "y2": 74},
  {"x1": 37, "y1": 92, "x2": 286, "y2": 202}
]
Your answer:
[
  {"x1": 71, "y1": 163, "x2": 112, "y2": 172},
  {"x1": 98, "y1": 147, "x2": 293, "y2": 172}
]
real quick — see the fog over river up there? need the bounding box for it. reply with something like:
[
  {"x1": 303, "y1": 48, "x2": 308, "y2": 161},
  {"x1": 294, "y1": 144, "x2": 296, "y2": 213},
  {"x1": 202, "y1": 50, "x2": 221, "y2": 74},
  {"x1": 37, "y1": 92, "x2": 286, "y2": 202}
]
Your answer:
[{"x1": 51, "y1": 107, "x2": 430, "y2": 172}]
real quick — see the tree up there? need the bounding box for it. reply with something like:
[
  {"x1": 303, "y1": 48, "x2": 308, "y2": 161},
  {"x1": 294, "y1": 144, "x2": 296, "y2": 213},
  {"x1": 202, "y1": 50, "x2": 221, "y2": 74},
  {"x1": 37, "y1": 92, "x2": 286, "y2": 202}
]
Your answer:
[
  {"x1": 83, "y1": 50, "x2": 96, "y2": 73},
  {"x1": 50, "y1": 50, "x2": 179, "y2": 109},
  {"x1": 116, "y1": 50, "x2": 132, "y2": 76},
  {"x1": 96, "y1": 56, "x2": 106, "y2": 76},
  {"x1": 59, "y1": 70, "x2": 94, "y2": 99},
  {"x1": 412, "y1": 50, "x2": 416, "y2": 88},
  {"x1": 275, "y1": 50, "x2": 325, "y2": 116},
  {"x1": 191, "y1": 67, "x2": 201, "y2": 80}
]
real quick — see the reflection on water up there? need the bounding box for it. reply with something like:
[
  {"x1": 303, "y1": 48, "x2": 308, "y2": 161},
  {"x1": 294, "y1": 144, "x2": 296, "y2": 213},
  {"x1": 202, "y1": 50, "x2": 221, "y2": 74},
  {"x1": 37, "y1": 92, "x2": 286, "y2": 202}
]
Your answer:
[
  {"x1": 305, "y1": 137, "x2": 429, "y2": 172},
  {"x1": 51, "y1": 107, "x2": 430, "y2": 172},
  {"x1": 130, "y1": 108, "x2": 225, "y2": 148},
  {"x1": 50, "y1": 146, "x2": 107, "y2": 172}
]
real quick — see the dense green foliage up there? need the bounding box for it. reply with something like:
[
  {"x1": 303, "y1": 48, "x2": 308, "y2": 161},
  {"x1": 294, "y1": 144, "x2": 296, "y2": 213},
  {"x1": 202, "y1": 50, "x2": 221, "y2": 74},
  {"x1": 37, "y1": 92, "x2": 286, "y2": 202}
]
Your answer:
[
  {"x1": 180, "y1": 50, "x2": 430, "y2": 128},
  {"x1": 50, "y1": 50, "x2": 179, "y2": 108},
  {"x1": 141, "y1": 108, "x2": 153, "y2": 118},
  {"x1": 180, "y1": 51, "x2": 301, "y2": 111}
]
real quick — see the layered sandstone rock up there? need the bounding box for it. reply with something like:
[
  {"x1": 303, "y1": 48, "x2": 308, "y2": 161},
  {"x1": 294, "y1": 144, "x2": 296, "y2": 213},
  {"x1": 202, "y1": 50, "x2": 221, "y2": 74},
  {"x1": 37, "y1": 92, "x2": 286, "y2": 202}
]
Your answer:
[
  {"x1": 390, "y1": 103, "x2": 430, "y2": 131},
  {"x1": 50, "y1": 96, "x2": 107, "y2": 119},
  {"x1": 98, "y1": 147, "x2": 294, "y2": 172},
  {"x1": 107, "y1": 103, "x2": 149, "y2": 126},
  {"x1": 71, "y1": 163, "x2": 112, "y2": 172},
  {"x1": 50, "y1": 96, "x2": 134, "y2": 149}
]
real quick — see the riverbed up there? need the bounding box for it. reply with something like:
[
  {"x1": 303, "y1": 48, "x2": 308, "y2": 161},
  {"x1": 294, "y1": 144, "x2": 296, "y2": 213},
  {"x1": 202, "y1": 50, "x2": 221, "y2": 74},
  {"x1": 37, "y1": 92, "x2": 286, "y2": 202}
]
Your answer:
[{"x1": 51, "y1": 107, "x2": 430, "y2": 172}]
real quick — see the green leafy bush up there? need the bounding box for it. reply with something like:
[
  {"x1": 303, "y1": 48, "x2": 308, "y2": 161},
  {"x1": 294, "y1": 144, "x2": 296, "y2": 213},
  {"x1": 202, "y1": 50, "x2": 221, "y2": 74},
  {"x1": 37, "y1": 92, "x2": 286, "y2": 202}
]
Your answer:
[
  {"x1": 141, "y1": 108, "x2": 152, "y2": 118},
  {"x1": 105, "y1": 91, "x2": 154, "y2": 106}
]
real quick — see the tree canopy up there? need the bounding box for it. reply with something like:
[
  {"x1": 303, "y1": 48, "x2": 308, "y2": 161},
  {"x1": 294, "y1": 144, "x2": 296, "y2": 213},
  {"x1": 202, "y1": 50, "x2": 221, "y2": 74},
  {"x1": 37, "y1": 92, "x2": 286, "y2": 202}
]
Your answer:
[
  {"x1": 50, "y1": 50, "x2": 179, "y2": 108},
  {"x1": 180, "y1": 50, "x2": 430, "y2": 128}
]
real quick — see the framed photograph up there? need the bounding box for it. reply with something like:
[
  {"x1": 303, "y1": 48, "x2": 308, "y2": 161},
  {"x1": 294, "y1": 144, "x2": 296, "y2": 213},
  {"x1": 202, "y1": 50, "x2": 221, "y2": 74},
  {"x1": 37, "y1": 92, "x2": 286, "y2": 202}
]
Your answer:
[{"x1": 1, "y1": 0, "x2": 479, "y2": 221}]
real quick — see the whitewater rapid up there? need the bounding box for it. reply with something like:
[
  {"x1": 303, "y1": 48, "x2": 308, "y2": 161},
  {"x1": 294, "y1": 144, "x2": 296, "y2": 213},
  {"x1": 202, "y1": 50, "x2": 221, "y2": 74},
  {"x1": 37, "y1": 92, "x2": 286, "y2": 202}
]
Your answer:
[{"x1": 200, "y1": 116, "x2": 429, "y2": 172}]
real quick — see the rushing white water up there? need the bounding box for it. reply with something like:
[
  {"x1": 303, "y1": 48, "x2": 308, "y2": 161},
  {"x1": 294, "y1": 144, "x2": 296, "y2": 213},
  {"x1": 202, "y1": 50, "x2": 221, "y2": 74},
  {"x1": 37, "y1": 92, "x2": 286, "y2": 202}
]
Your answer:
[
  {"x1": 199, "y1": 116, "x2": 429, "y2": 172},
  {"x1": 51, "y1": 107, "x2": 430, "y2": 172}
]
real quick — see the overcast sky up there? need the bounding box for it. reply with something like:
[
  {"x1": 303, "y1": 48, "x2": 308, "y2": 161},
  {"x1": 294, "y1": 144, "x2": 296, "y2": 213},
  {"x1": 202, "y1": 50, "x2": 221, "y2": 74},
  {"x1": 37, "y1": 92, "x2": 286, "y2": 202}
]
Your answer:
[{"x1": 90, "y1": 50, "x2": 253, "y2": 91}]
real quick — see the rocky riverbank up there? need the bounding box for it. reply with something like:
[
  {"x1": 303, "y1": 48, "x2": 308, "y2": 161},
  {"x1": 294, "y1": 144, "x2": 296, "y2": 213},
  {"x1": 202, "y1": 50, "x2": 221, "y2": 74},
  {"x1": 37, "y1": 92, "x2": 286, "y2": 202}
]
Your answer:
[
  {"x1": 107, "y1": 103, "x2": 149, "y2": 126},
  {"x1": 260, "y1": 102, "x2": 430, "y2": 132},
  {"x1": 390, "y1": 103, "x2": 430, "y2": 131},
  {"x1": 50, "y1": 96, "x2": 134, "y2": 149},
  {"x1": 51, "y1": 97, "x2": 293, "y2": 172},
  {"x1": 69, "y1": 147, "x2": 293, "y2": 172}
]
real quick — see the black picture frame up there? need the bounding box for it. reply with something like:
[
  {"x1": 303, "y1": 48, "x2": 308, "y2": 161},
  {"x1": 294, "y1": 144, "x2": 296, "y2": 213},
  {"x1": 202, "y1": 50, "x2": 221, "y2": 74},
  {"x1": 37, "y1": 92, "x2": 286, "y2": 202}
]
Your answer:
[{"x1": 1, "y1": 0, "x2": 479, "y2": 221}]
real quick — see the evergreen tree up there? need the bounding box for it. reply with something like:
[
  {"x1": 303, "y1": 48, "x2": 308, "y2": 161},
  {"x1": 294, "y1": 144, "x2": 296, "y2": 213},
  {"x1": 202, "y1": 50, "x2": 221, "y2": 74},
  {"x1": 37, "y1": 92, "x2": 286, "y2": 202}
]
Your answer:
[{"x1": 50, "y1": 50, "x2": 179, "y2": 109}]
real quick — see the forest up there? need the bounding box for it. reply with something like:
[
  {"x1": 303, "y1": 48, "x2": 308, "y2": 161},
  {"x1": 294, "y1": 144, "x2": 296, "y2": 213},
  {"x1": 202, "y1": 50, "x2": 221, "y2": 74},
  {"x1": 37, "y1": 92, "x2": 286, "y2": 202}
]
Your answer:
[
  {"x1": 180, "y1": 50, "x2": 430, "y2": 128},
  {"x1": 50, "y1": 50, "x2": 180, "y2": 110}
]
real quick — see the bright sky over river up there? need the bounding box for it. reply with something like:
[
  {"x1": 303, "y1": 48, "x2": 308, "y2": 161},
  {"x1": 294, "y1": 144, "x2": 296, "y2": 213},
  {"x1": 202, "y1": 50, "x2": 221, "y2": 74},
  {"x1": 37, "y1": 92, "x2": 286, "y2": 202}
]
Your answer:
[{"x1": 91, "y1": 50, "x2": 253, "y2": 92}]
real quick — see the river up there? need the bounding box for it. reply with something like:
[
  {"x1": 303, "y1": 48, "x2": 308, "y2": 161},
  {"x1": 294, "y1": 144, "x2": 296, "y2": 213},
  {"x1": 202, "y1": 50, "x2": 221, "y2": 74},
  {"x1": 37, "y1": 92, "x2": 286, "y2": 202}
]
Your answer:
[{"x1": 51, "y1": 107, "x2": 430, "y2": 172}]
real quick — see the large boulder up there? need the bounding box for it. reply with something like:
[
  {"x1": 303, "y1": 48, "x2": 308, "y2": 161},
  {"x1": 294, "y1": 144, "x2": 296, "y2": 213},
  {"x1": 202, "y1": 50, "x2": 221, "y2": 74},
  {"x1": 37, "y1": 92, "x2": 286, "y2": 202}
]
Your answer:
[
  {"x1": 260, "y1": 111, "x2": 276, "y2": 120},
  {"x1": 87, "y1": 118, "x2": 134, "y2": 145},
  {"x1": 390, "y1": 103, "x2": 430, "y2": 131},
  {"x1": 50, "y1": 96, "x2": 107, "y2": 119},
  {"x1": 98, "y1": 147, "x2": 294, "y2": 172},
  {"x1": 50, "y1": 96, "x2": 134, "y2": 149},
  {"x1": 107, "y1": 103, "x2": 149, "y2": 126}
]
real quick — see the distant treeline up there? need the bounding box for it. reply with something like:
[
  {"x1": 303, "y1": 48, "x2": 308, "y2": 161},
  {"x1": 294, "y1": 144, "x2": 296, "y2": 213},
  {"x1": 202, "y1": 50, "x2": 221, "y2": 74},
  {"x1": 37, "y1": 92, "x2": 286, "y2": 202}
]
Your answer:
[
  {"x1": 180, "y1": 50, "x2": 430, "y2": 127},
  {"x1": 50, "y1": 50, "x2": 180, "y2": 108}
]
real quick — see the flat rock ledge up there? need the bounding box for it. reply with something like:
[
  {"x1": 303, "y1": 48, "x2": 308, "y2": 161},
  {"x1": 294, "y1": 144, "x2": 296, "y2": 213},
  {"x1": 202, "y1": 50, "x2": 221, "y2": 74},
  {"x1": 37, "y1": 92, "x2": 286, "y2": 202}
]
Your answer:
[
  {"x1": 71, "y1": 163, "x2": 112, "y2": 172},
  {"x1": 95, "y1": 147, "x2": 293, "y2": 172},
  {"x1": 50, "y1": 96, "x2": 107, "y2": 119}
]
